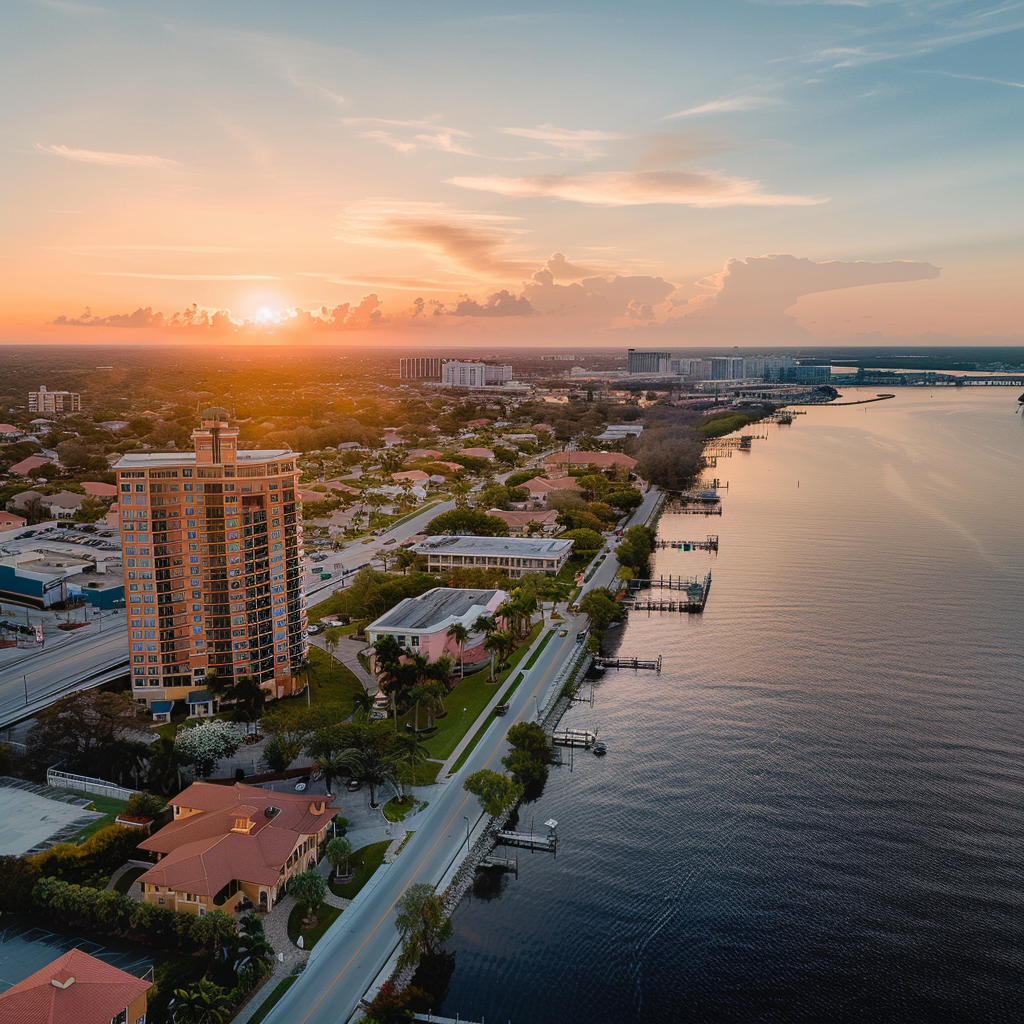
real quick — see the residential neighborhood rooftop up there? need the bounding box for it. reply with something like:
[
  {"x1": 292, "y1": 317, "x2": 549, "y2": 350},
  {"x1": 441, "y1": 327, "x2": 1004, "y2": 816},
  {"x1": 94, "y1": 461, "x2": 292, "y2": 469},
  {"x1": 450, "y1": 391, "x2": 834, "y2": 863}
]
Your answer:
[
  {"x1": 369, "y1": 587, "x2": 504, "y2": 632},
  {"x1": 413, "y1": 535, "x2": 573, "y2": 557}
]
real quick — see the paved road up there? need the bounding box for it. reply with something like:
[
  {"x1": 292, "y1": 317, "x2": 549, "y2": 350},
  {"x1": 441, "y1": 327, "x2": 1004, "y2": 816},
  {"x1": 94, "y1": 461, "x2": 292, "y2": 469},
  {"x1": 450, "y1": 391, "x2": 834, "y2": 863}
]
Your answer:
[
  {"x1": 264, "y1": 618, "x2": 587, "y2": 1024},
  {"x1": 303, "y1": 500, "x2": 455, "y2": 602},
  {"x1": 0, "y1": 619, "x2": 129, "y2": 728}
]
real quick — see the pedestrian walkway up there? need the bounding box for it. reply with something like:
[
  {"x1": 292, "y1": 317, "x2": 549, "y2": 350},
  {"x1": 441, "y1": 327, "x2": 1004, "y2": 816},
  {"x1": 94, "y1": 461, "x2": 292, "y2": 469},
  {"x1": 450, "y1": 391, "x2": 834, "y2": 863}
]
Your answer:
[{"x1": 437, "y1": 621, "x2": 553, "y2": 777}]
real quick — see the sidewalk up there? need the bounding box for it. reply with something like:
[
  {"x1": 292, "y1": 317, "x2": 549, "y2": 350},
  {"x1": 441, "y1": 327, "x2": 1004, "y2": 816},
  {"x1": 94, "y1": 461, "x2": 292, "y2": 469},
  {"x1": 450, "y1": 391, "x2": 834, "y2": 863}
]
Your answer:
[{"x1": 437, "y1": 619, "x2": 553, "y2": 778}]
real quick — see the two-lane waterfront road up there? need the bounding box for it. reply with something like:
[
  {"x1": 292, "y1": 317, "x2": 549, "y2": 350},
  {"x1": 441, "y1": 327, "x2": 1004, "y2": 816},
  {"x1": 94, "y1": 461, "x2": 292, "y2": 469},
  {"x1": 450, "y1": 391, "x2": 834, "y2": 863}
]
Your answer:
[
  {"x1": 0, "y1": 621, "x2": 129, "y2": 728},
  {"x1": 265, "y1": 618, "x2": 587, "y2": 1024}
]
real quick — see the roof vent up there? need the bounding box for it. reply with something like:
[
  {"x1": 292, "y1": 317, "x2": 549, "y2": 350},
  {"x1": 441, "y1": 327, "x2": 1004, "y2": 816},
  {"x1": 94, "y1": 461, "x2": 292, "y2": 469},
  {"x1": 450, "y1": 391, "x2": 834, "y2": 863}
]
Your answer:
[
  {"x1": 51, "y1": 975, "x2": 76, "y2": 989},
  {"x1": 265, "y1": 806, "x2": 280, "y2": 818}
]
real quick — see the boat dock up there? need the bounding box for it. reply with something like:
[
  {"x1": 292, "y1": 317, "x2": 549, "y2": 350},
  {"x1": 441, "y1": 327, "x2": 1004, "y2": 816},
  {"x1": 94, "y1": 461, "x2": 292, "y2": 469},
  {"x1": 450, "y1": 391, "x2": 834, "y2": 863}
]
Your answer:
[
  {"x1": 594, "y1": 654, "x2": 662, "y2": 673},
  {"x1": 628, "y1": 573, "x2": 706, "y2": 592},
  {"x1": 496, "y1": 829, "x2": 557, "y2": 852},
  {"x1": 656, "y1": 535, "x2": 718, "y2": 551},
  {"x1": 552, "y1": 728, "x2": 599, "y2": 749},
  {"x1": 622, "y1": 571, "x2": 712, "y2": 613}
]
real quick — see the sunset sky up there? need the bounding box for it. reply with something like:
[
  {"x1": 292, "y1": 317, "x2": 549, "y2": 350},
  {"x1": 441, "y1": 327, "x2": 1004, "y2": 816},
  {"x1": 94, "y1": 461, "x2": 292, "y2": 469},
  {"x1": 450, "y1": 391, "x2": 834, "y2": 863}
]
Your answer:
[{"x1": 2, "y1": 0, "x2": 1020, "y2": 346}]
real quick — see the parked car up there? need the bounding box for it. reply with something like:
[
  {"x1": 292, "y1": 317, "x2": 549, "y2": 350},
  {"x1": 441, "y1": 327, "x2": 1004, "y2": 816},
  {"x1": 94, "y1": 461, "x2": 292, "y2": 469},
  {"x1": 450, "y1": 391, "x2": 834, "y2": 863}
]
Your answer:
[
  {"x1": 558, "y1": 628, "x2": 568, "y2": 637},
  {"x1": 346, "y1": 778, "x2": 363, "y2": 792},
  {"x1": 306, "y1": 623, "x2": 322, "y2": 634},
  {"x1": 294, "y1": 776, "x2": 310, "y2": 791}
]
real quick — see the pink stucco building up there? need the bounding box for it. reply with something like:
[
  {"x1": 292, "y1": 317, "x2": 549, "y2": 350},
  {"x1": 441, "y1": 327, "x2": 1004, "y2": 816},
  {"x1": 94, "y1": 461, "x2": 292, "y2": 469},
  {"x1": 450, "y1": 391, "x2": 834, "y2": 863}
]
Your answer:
[{"x1": 366, "y1": 587, "x2": 508, "y2": 667}]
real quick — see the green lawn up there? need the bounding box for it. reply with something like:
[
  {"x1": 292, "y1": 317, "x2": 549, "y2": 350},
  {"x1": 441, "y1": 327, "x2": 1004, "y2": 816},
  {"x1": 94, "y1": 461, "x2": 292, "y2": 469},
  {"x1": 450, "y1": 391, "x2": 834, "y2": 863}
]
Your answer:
[
  {"x1": 68, "y1": 793, "x2": 128, "y2": 841},
  {"x1": 329, "y1": 840, "x2": 391, "y2": 900},
  {"x1": 412, "y1": 623, "x2": 543, "y2": 761},
  {"x1": 382, "y1": 795, "x2": 416, "y2": 821},
  {"x1": 269, "y1": 645, "x2": 364, "y2": 720},
  {"x1": 287, "y1": 902, "x2": 343, "y2": 948},
  {"x1": 449, "y1": 670, "x2": 527, "y2": 775},
  {"x1": 247, "y1": 977, "x2": 297, "y2": 1024},
  {"x1": 113, "y1": 866, "x2": 146, "y2": 894}
]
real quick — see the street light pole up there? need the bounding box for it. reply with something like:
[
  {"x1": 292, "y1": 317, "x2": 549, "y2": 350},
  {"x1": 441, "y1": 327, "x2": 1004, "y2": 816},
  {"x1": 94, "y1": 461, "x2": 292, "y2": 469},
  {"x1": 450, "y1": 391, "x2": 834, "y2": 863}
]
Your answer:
[{"x1": 463, "y1": 814, "x2": 470, "y2": 853}]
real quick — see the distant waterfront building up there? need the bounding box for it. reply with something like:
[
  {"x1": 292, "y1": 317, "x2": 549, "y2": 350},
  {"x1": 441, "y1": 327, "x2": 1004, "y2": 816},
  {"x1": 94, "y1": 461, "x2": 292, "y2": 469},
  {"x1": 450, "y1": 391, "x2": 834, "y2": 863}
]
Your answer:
[
  {"x1": 627, "y1": 349, "x2": 673, "y2": 375},
  {"x1": 399, "y1": 357, "x2": 446, "y2": 380},
  {"x1": 441, "y1": 361, "x2": 513, "y2": 387},
  {"x1": 28, "y1": 385, "x2": 80, "y2": 414},
  {"x1": 741, "y1": 355, "x2": 830, "y2": 383},
  {"x1": 114, "y1": 408, "x2": 307, "y2": 707},
  {"x1": 413, "y1": 535, "x2": 574, "y2": 578}
]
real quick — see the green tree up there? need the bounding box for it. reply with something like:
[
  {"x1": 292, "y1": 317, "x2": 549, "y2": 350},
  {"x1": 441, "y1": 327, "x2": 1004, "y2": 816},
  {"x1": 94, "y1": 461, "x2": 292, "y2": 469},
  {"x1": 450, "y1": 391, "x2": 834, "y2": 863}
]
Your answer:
[
  {"x1": 325, "y1": 836, "x2": 352, "y2": 879},
  {"x1": 426, "y1": 508, "x2": 510, "y2": 537},
  {"x1": 261, "y1": 734, "x2": 303, "y2": 773},
  {"x1": 169, "y1": 978, "x2": 233, "y2": 1024},
  {"x1": 446, "y1": 621, "x2": 469, "y2": 677},
  {"x1": 560, "y1": 527, "x2": 605, "y2": 554},
  {"x1": 289, "y1": 869, "x2": 327, "y2": 924},
  {"x1": 394, "y1": 883, "x2": 453, "y2": 971},
  {"x1": 506, "y1": 721, "x2": 552, "y2": 763},
  {"x1": 578, "y1": 588, "x2": 625, "y2": 632},
  {"x1": 502, "y1": 748, "x2": 549, "y2": 787},
  {"x1": 463, "y1": 769, "x2": 522, "y2": 817}
]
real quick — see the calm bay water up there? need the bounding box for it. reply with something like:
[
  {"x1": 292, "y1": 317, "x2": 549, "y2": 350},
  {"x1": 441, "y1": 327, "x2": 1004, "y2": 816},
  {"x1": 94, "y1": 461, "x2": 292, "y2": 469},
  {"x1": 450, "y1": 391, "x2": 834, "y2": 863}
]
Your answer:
[{"x1": 440, "y1": 388, "x2": 1024, "y2": 1023}]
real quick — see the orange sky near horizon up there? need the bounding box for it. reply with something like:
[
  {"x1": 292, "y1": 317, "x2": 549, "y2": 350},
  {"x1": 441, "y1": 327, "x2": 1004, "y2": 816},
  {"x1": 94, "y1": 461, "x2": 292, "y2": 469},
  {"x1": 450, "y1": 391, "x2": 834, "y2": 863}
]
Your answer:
[{"x1": 1, "y1": 1, "x2": 1021, "y2": 347}]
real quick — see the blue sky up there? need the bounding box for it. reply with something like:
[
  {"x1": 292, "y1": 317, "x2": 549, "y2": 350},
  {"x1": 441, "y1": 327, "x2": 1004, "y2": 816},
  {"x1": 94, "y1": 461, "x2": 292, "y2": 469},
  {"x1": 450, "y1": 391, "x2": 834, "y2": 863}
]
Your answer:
[{"x1": 2, "y1": 0, "x2": 1021, "y2": 343}]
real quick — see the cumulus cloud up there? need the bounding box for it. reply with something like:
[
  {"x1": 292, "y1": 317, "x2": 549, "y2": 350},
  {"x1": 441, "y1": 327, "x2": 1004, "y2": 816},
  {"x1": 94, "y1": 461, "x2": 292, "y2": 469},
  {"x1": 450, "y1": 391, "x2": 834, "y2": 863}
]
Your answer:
[
  {"x1": 664, "y1": 253, "x2": 940, "y2": 340},
  {"x1": 453, "y1": 290, "x2": 534, "y2": 317},
  {"x1": 52, "y1": 296, "x2": 386, "y2": 332},
  {"x1": 532, "y1": 252, "x2": 601, "y2": 283},
  {"x1": 34, "y1": 143, "x2": 182, "y2": 169},
  {"x1": 447, "y1": 169, "x2": 827, "y2": 207}
]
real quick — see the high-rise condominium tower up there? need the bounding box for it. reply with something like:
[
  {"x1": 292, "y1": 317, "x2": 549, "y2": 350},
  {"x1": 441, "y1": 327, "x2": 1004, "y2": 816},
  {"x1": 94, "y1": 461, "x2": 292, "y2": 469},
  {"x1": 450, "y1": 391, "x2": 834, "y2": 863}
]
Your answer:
[{"x1": 115, "y1": 409, "x2": 306, "y2": 707}]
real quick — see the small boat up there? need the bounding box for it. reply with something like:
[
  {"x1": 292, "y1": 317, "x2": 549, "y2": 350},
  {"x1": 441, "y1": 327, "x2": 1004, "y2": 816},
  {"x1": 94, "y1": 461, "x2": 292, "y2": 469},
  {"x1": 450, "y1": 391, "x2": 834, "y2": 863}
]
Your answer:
[{"x1": 592, "y1": 741, "x2": 607, "y2": 756}]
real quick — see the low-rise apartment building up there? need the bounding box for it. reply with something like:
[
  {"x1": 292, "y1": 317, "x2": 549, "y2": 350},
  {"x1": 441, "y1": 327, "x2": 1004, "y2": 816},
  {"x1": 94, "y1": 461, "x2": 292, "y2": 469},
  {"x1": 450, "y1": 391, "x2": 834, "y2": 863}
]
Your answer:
[{"x1": 413, "y1": 535, "x2": 573, "y2": 578}]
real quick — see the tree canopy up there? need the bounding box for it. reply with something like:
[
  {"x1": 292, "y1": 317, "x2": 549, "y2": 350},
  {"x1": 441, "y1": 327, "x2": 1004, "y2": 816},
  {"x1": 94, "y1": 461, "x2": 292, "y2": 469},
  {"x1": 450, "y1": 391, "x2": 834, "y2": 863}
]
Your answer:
[{"x1": 425, "y1": 508, "x2": 510, "y2": 537}]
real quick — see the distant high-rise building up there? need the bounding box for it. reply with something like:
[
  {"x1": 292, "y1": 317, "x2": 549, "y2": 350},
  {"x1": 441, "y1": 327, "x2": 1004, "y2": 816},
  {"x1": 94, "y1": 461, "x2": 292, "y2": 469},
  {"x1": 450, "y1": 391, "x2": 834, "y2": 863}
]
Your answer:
[
  {"x1": 399, "y1": 357, "x2": 446, "y2": 380},
  {"x1": 626, "y1": 349, "x2": 673, "y2": 375},
  {"x1": 115, "y1": 408, "x2": 307, "y2": 708},
  {"x1": 441, "y1": 361, "x2": 513, "y2": 386},
  {"x1": 29, "y1": 385, "x2": 80, "y2": 414}
]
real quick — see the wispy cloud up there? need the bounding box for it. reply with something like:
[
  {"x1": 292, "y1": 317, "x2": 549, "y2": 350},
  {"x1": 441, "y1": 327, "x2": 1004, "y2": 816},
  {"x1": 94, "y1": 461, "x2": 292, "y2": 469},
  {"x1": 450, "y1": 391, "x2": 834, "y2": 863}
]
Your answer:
[
  {"x1": 447, "y1": 169, "x2": 827, "y2": 208},
  {"x1": 499, "y1": 124, "x2": 630, "y2": 160},
  {"x1": 342, "y1": 116, "x2": 483, "y2": 156},
  {"x1": 665, "y1": 95, "x2": 782, "y2": 118},
  {"x1": 335, "y1": 199, "x2": 537, "y2": 277},
  {"x1": 34, "y1": 143, "x2": 181, "y2": 169},
  {"x1": 917, "y1": 69, "x2": 1024, "y2": 88}
]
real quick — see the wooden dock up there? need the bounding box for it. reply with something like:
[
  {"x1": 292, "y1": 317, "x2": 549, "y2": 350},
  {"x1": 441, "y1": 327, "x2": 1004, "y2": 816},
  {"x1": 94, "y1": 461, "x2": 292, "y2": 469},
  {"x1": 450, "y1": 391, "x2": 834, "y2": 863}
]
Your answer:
[
  {"x1": 628, "y1": 573, "x2": 705, "y2": 592},
  {"x1": 664, "y1": 502, "x2": 723, "y2": 516},
  {"x1": 496, "y1": 829, "x2": 557, "y2": 852},
  {"x1": 656, "y1": 535, "x2": 718, "y2": 551},
  {"x1": 552, "y1": 728, "x2": 599, "y2": 749},
  {"x1": 594, "y1": 654, "x2": 662, "y2": 673},
  {"x1": 622, "y1": 571, "x2": 712, "y2": 613}
]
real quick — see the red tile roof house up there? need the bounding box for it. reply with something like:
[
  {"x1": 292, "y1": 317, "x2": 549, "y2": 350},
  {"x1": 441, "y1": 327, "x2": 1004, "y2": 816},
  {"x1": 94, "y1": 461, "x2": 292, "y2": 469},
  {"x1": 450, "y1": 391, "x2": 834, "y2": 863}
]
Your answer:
[
  {"x1": 136, "y1": 781, "x2": 337, "y2": 917},
  {"x1": 543, "y1": 450, "x2": 637, "y2": 472},
  {"x1": 485, "y1": 508, "x2": 560, "y2": 536},
  {"x1": 0, "y1": 947, "x2": 151, "y2": 1024},
  {"x1": 456, "y1": 447, "x2": 495, "y2": 460},
  {"x1": 518, "y1": 476, "x2": 582, "y2": 504},
  {"x1": 80, "y1": 481, "x2": 118, "y2": 498},
  {"x1": 7, "y1": 455, "x2": 54, "y2": 477}
]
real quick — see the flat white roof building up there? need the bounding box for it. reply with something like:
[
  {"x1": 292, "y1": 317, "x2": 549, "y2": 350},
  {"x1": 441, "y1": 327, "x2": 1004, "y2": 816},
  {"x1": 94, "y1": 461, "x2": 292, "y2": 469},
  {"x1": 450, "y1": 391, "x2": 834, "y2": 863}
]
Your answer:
[{"x1": 413, "y1": 535, "x2": 574, "y2": 578}]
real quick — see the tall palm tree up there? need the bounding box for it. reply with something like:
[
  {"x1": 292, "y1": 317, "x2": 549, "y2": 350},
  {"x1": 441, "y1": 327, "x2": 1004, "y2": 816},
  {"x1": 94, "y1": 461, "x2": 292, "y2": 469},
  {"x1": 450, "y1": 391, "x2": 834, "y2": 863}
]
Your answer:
[
  {"x1": 323, "y1": 626, "x2": 343, "y2": 666},
  {"x1": 314, "y1": 750, "x2": 347, "y2": 796},
  {"x1": 446, "y1": 621, "x2": 470, "y2": 677}
]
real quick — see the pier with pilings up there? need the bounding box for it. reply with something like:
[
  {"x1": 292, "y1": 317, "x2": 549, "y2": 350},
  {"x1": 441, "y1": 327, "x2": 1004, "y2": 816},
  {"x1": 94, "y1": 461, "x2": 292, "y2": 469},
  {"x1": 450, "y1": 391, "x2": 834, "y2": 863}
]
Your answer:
[
  {"x1": 622, "y1": 571, "x2": 712, "y2": 613},
  {"x1": 655, "y1": 535, "x2": 718, "y2": 551},
  {"x1": 552, "y1": 728, "x2": 599, "y2": 749},
  {"x1": 496, "y1": 828, "x2": 558, "y2": 853},
  {"x1": 594, "y1": 654, "x2": 662, "y2": 673}
]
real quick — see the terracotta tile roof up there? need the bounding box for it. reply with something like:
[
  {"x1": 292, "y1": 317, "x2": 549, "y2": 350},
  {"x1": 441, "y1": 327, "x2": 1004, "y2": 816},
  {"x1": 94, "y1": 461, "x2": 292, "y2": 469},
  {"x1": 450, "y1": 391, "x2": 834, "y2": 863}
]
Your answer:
[
  {"x1": 0, "y1": 948, "x2": 150, "y2": 1024},
  {"x1": 544, "y1": 450, "x2": 637, "y2": 469},
  {"x1": 137, "y1": 782, "x2": 335, "y2": 896}
]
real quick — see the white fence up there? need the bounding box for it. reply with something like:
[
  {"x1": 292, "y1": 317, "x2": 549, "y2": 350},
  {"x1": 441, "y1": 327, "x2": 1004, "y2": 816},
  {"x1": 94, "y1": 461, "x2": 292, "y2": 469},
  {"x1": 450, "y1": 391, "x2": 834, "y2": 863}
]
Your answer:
[{"x1": 46, "y1": 767, "x2": 138, "y2": 802}]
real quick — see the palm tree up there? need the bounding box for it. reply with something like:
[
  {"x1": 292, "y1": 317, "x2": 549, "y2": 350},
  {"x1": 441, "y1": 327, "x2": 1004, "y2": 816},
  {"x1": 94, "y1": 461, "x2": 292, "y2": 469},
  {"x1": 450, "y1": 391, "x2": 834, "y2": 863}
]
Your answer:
[
  {"x1": 446, "y1": 621, "x2": 470, "y2": 677},
  {"x1": 229, "y1": 675, "x2": 267, "y2": 733},
  {"x1": 451, "y1": 479, "x2": 472, "y2": 508},
  {"x1": 314, "y1": 750, "x2": 347, "y2": 796},
  {"x1": 323, "y1": 626, "x2": 343, "y2": 666},
  {"x1": 325, "y1": 836, "x2": 352, "y2": 880}
]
